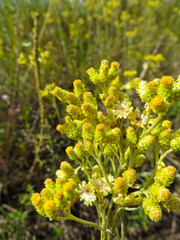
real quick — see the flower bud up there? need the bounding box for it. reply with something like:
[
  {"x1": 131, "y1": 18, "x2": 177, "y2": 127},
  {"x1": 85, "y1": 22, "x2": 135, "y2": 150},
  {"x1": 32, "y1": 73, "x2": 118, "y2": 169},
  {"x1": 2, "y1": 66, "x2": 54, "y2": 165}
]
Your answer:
[
  {"x1": 161, "y1": 194, "x2": 180, "y2": 212},
  {"x1": 44, "y1": 200, "x2": 55, "y2": 212},
  {"x1": 155, "y1": 166, "x2": 176, "y2": 187},
  {"x1": 85, "y1": 141, "x2": 94, "y2": 152},
  {"x1": 66, "y1": 92, "x2": 81, "y2": 106},
  {"x1": 108, "y1": 86, "x2": 121, "y2": 100},
  {"x1": 104, "y1": 95, "x2": 116, "y2": 108},
  {"x1": 142, "y1": 197, "x2": 162, "y2": 222},
  {"x1": 63, "y1": 181, "x2": 78, "y2": 202},
  {"x1": 162, "y1": 120, "x2": 172, "y2": 129},
  {"x1": 73, "y1": 79, "x2": 86, "y2": 99},
  {"x1": 82, "y1": 123, "x2": 94, "y2": 141},
  {"x1": 75, "y1": 143, "x2": 89, "y2": 158},
  {"x1": 148, "y1": 183, "x2": 171, "y2": 202},
  {"x1": 94, "y1": 124, "x2": 106, "y2": 143},
  {"x1": 132, "y1": 154, "x2": 146, "y2": 168},
  {"x1": 56, "y1": 176, "x2": 65, "y2": 187},
  {"x1": 170, "y1": 136, "x2": 180, "y2": 151},
  {"x1": 44, "y1": 178, "x2": 55, "y2": 191},
  {"x1": 54, "y1": 191, "x2": 65, "y2": 209},
  {"x1": 54, "y1": 191, "x2": 64, "y2": 201},
  {"x1": 130, "y1": 78, "x2": 141, "y2": 89},
  {"x1": 108, "y1": 62, "x2": 120, "y2": 81},
  {"x1": 81, "y1": 102, "x2": 98, "y2": 119},
  {"x1": 43, "y1": 200, "x2": 57, "y2": 219},
  {"x1": 41, "y1": 188, "x2": 50, "y2": 200},
  {"x1": 60, "y1": 161, "x2": 74, "y2": 174},
  {"x1": 159, "y1": 128, "x2": 172, "y2": 148},
  {"x1": 87, "y1": 67, "x2": 99, "y2": 84},
  {"x1": 122, "y1": 168, "x2": 137, "y2": 186},
  {"x1": 31, "y1": 193, "x2": 42, "y2": 206},
  {"x1": 56, "y1": 124, "x2": 64, "y2": 133},
  {"x1": 99, "y1": 60, "x2": 109, "y2": 83},
  {"x1": 97, "y1": 111, "x2": 105, "y2": 122},
  {"x1": 137, "y1": 134, "x2": 155, "y2": 151},
  {"x1": 160, "y1": 76, "x2": 174, "y2": 88},
  {"x1": 67, "y1": 104, "x2": 84, "y2": 120},
  {"x1": 151, "y1": 96, "x2": 165, "y2": 113},
  {"x1": 126, "y1": 127, "x2": 137, "y2": 147},
  {"x1": 106, "y1": 127, "x2": 121, "y2": 142},
  {"x1": 63, "y1": 181, "x2": 75, "y2": 192},
  {"x1": 65, "y1": 146, "x2": 78, "y2": 161},
  {"x1": 113, "y1": 177, "x2": 128, "y2": 195},
  {"x1": 158, "y1": 76, "x2": 174, "y2": 100},
  {"x1": 83, "y1": 92, "x2": 97, "y2": 107},
  {"x1": 149, "y1": 205, "x2": 162, "y2": 222},
  {"x1": 147, "y1": 81, "x2": 158, "y2": 91},
  {"x1": 53, "y1": 86, "x2": 68, "y2": 102}
]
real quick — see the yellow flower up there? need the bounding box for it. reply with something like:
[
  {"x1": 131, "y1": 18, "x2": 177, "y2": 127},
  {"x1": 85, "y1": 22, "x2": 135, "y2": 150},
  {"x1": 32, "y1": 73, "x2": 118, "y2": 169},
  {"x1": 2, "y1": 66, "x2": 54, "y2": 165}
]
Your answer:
[
  {"x1": 160, "y1": 76, "x2": 174, "y2": 87},
  {"x1": 147, "y1": 0, "x2": 161, "y2": 8},
  {"x1": 31, "y1": 193, "x2": 41, "y2": 206},
  {"x1": 125, "y1": 30, "x2": 137, "y2": 37},
  {"x1": 151, "y1": 96, "x2": 165, "y2": 111},
  {"x1": 41, "y1": 188, "x2": 50, "y2": 198},
  {"x1": 124, "y1": 70, "x2": 137, "y2": 78},
  {"x1": 145, "y1": 54, "x2": 164, "y2": 62},
  {"x1": 84, "y1": 33, "x2": 90, "y2": 39},
  {"x1": 17, "y1": 52, "x2": 27, "y2": 65},
  {"x1": 114, "y1": 20, "x2": 120, "y2": 26},
  {"x1": 113, "y1": 177, "x2": 128, "y2": 195},
  {"x1": 63, "y1": 182, "x2": 75, "y2": 192},
  {"x1": 78, "y1": 18, "x2": 85, "y2": 25},
  {"x1": 43, "y1": 200, "x2": 55, "y2": 212}
]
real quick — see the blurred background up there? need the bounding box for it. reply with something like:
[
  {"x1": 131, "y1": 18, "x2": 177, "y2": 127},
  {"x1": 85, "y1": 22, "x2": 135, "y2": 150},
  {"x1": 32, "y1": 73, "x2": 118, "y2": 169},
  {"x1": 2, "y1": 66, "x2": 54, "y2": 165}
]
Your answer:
[{"x1": 0, "y1": 0, "x2": 180, "y2": 239}]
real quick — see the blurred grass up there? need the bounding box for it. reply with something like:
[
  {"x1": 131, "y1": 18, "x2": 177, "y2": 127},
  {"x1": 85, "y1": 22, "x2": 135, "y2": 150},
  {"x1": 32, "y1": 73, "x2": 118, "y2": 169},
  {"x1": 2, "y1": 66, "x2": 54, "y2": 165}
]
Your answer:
[{"x1": 0, "y1": 0, "x2": 180, "y2": 239}]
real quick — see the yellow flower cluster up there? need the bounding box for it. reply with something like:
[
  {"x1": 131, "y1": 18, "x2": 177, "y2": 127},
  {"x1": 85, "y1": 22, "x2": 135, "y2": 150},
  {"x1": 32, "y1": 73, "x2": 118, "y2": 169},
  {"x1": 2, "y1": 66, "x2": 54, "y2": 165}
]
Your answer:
[
  {"x1": 31, "y1": 161, "x2": 80, "y2": 220},
  {"x1": 32, "y1": 60, "x2": 180, "y2": 226},
  {"x1": 143, "y1": 165, "x2": 179, "y2": 222}
]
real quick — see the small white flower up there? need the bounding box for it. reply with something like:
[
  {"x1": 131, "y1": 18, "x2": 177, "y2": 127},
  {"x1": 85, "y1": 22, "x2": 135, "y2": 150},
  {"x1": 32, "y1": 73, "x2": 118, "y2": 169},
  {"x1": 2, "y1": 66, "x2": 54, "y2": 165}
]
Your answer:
[
  {"x1": 129, "y1": 108, "x2": 148, "y2": 128},
  {"x1": 56, "y1": 170, "x2": 66, "y2": 179},
  {"x1": 113, "y1": 100, "x2": 133, "y2": 119},
  {"x1": 107, "y1": 174, "x2": 115, "y2": 184},
  {"x1": 78, "y1": 181, "x2": 96, "y2": 206},
  {"x1": 136, "y1": 81, "x2": 147, "y2": 98},
  {"x1": 91, "y1": 175, "x2": 114, "y2": 196}
]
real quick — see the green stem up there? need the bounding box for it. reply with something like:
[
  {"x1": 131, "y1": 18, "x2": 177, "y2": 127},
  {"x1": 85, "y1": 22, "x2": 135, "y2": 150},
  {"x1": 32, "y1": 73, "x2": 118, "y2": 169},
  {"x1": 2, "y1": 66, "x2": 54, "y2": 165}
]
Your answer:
[
  {"x1": 140, "y1": 113, "x2": 164, "y2": 139},
  {"x1": 33, "y1": 14, "x2": 44, "y2": 147},
  {"x1": 91, "y1": 149, "x2": 113, "y2": 192},
  {"x1": 108, "y1": 205, "x2": 119, "y2": 240},
  {"x1": 117, "y1": 141, "x2": 125, "y2": 176},
  {"x1": 108, "y1": 143, "x2": 121, "y2": 168},
  {"x1": 100, "y1": 208, "x2": 107, "y2": 240},
  {"x1": 96, "y1": 156, "x2": 113, "y2": 192},
  {"x1": 105, "y1": 197, "x2": 114, "y2": 225},
  {"x1": 158, "y1": 148, "x2": 172, "y2": 164},
  {"x1": 109, "y1": 155, "x2": 116, "y2": 176},
  {"x1": 68, "y1": 213, "x2": 104, "y2": 232},
  {"x1": 52, "y1": 99, "x2": 61, "y2": 122},
  {"x1": 38, "y1": 0, "x2": 53, "y2": 43},
  {"x1": 120, "y1": 208, "x2": 125, "y2": 240}
]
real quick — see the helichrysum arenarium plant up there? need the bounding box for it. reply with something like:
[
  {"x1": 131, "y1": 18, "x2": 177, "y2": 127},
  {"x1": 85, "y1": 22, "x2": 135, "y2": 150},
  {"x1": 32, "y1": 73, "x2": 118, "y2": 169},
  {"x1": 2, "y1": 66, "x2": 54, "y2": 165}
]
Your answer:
[{"x1": 31, "y1": 60, "x2": 180, "y2": 240}]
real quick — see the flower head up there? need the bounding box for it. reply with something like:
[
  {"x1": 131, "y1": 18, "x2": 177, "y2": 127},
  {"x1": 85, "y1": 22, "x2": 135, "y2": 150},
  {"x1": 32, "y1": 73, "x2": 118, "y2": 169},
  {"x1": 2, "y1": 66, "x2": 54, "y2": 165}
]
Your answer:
[
  {"x1": 113, "y1": 99, "x2": 133, "y2": 119},
  {"x1": 78, "y1": 181, "x2": 96, "y2": 206}
]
